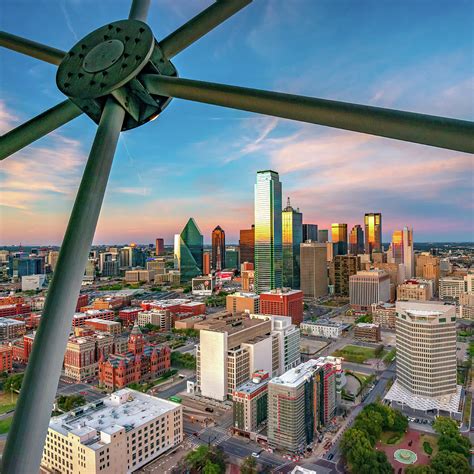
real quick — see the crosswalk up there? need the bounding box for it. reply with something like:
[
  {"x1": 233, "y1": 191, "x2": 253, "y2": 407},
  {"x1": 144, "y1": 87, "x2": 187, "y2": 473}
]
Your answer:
[{"x1": 187, "y1": 426, "x2": 231, "y2": 448}]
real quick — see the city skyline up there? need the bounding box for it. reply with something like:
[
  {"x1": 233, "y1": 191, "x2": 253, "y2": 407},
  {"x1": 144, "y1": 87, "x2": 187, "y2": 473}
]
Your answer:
[{"x1": 1, "y1": 1, "x2": 473, "y2": 245}]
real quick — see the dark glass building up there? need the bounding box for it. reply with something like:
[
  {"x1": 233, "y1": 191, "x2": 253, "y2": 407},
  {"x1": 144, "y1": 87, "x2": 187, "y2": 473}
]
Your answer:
[
  {"x1": 211, "y1": 225, "x2": 226, "y2": 271},
  {"x1": 282, "y1": 198, "x2": 303, "y2": 289},
  {"x1": 174, "y1": 218, "x2": 203, "y2": 282},
  {"x1": 239, "y1": 225, "x2": 255, "y2": 265},
  {"x1": 302, "y1": 224, "x2": 318, "y2": 242},
  {"x1": 349, "y1": 225, "x2": 364, "y2": 255}
]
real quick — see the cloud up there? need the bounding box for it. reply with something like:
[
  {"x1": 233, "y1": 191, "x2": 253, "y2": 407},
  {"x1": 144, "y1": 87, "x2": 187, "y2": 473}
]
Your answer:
[
  {"x1": 113, "y1": 187, "x2": 151, "y2": 197},
  {"x1": 0, "y1": 100, "x2": 19, "y2": 133}
]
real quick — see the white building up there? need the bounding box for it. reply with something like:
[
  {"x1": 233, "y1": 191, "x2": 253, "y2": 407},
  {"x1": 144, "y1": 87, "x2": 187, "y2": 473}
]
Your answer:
[
  {"x1": 137, "y1": 310, "x2": 172, "y2": 331},
  {"x1": 269, "y1": 315, "x2": 301, "y2": 374},
  {"x1": 41, "y1": 389, "x2": 183, "y2": 474},
  {"x1": 21, "y1": 274, "x2": 46, "y2": 291},
  {"x1": 439, "y1": 277, "x2": 466, "y2": 302},
  {"x1": 192, "y1": 275, "x2": 216, "y2": 296},
  {"x1": 300, "y1": 319, "x2": 345, "y2": 339},
  {"x1": 385, "y1": 301, "x2": 461, "y2": 416}
]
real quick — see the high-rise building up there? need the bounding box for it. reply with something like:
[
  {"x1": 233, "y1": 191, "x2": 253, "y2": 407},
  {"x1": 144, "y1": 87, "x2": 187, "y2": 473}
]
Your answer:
[
  {"x1": 267, "y1": 357, "x2": 343, "y2": 453},
  {"x1": 302, "y1": 224, "x2": 318, "y2": 242},
  {"x1": 318, "y1": 229, "x2": 329, "y2": 243},
  {"x1": 212, "y1": 225, "x2": 226, "y2": 271},
  {"x1": 389, "y1": 227, "x2": 414, "y2": 278},
  {"x1": 254, "y1": 170, "x2": 282, "y2": 293},
  {"x1": 385, "y1": 301, "x2": 460, "y2": 415},
  {"x1": 331, "y1": 223, "x2": 348, "y2": 256},
  {"x1": 259, "y1": 288, "x2": 304, "y2": 326},
  {"x1": 155, "y1": 238, "x2": 164, "y2": 256},
  {"x1": 415, "y1": 253, "x2": 440, "y2": 292},
  {"x1": 300, "y1": 242, "x2": 328, "y2": 298},
  {"x1": 282, "y1": 197, "x2": 303, "y2": 289},
  {"x1": 364, "y1": 212, "x2": 382, "y2": 254},
  {"x1": 202, "y1": 251, "x2": 211, "y2": 275},
  {"x1": 349, "y1": 225, "x2": 364, "y2": 255},
  {"x1": 8, "y1": 256, "x2": 45, "y2": 278},
  {"x1": 239, "y1": 225, "x2": 255, "y2": 265},
  {"x1": 329, "y1": 255, "x2": 360, "y2": 296},
  {"x1": 349, "y1": 270, "x2": 390, "y2": 312},
  {"x1": 225, "y1": 247, "x2": 239, "y2": 269},
  {"x1": 41, "y1": 389, "x2": 183, "y2": 474},
  {"x1": 174, "y1": 218, "x2": 203, "y2": 282}
]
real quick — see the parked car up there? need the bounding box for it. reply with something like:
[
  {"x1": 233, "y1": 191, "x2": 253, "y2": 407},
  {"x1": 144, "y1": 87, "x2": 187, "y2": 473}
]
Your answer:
[{"x1": 251, "y1": 452, "x2": 260, "y2": 458}]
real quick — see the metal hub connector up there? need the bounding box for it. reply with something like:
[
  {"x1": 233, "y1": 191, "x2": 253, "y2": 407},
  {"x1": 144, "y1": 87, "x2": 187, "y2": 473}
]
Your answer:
[{"x1": 56, "y1": 19, "x2": 177, "y2": 130}]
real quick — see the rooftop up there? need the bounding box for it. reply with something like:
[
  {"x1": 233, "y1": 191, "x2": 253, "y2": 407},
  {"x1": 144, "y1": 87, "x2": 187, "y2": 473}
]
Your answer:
[
  {"x1": 49, "y1": 389, "x2": 180, "y2": 449},
  {"x1": 235, "y1": 372, "x2": 270, "y2": 395},
  {"x1": 0, "y1": 318, "x2": 25, "y2": 326}
]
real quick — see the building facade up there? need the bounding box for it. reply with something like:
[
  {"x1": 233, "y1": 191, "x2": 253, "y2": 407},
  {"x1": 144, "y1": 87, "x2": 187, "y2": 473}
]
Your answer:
[
  {"x1": 282, "y1": 198, "x2": 303, "y2": 289},
  {"x1": 174, "y1": 218, "x2": 203, "y2": 282},
  {"x1": 329, "y1": 255, "x2": 360, "y2": 296},
  {"x1": 354, "y1": 323, "x2": 381, "y2": 342},
  {"x1": 349, "y1": 270, "x2": 390, "y2": 312},
  {"x1": 364, "y1": 213, "x2": 382, "y2": 254},
  {"x1": 211, "y1": 225, "x2": 226, "y2": 271},
  {"x1": 300, "y1": 242, "x2": 328, "y2": 298},
  {"x1": 397, "y1": 279, "x2": 433, "y2": 301},
  {"x1": 259, "y1": 289, "x2": 304, "y2": 326},
  {"x1": 302, "y1": 224, "x2": 318, "y2": 243},
  {"x1": 226, "y1": 292, "x2": 260, "y2": 315},
  {"x1": 349, "y1": 225, "x2": 364, "y2": 255},
  {"x1": 239, "y1": 226, "x2": 255, "y2": 265},
  {"x1": 331, "y1": 223, "x2": 348, "y2": 256}
]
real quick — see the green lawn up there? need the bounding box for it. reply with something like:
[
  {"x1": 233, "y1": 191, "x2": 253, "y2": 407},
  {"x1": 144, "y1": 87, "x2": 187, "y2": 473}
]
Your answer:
[
  {"x1": 0, "y1": 416, "x2": 13, "y2": 434},
  {"x1": 419, "y1": 433, "x2": 438, "y2": 457},
  {"x1": 380, "y1": 431, "x2": 404, "y2": 445},
  {"x1": 333, "y1": 345, "x2": 384, "y2": 363},
  {"x1": 0, "y1": 391, "x2": 17, "y2": 415},
  {"x1": 383, "y1": 348, "x2": 396, "y2": 363}
]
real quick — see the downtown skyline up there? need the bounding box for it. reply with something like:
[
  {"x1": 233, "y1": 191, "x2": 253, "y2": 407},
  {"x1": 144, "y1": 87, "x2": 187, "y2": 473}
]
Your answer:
[{"x1": 1, "y1": 0, "x2": 473, "y2": 245}]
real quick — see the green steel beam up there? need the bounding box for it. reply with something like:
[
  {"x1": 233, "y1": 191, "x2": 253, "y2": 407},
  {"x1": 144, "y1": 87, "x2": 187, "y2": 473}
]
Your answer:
[
  {"x1": 0, "y1": 100, "x2": 83, "y2": 160},
  {"x1": 0, "y1": 31, "x2": 66, "y2": 65},
  {"x1": 143, "y1": 75, "x2": 474, "y2": 154},
  {"x1": 129, "y1": 0, "x2": 151, "y2": 21},
  {"x1": 1, "y1": 98, "x2": 125, "y2": 474},
  {"x1": 159, "y1": 0, "x2": 252, "y2": 59}
]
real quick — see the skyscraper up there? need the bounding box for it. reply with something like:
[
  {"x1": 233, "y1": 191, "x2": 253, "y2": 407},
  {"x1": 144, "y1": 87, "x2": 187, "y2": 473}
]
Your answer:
[
  {"x1": 331, "y1": 223, "x2": 348, "y2": 256},
  {"x1": 302, "y1": 224, "x2": 318, "y2": 242},
  {"x1": 300, "y1": 242, "x2": 328, "y2": 298},
  {"x1": 174, "y1": 218, "x2": 203, "y2": 282},
  {"x1": 239, "y1": 225, "x2": 255, "y2": 265},
  {"x1": 318, "y1": 229, "x2": 329, "y2": 243},
  {"x1": 282, "y1": 197, "x2": 303, "y2": 289},
  {"x1": 364, "y1": 212, "x2": 382, "y2": 254},
  {"x1": 349, "y1": 225, "x2": 364, "y2": 255},
  {"x1": 155, "y1": 238, "x2": 164, "y2": 256},
  {"x1": 211, "y1": 225, "x2": 226, "y2": 271},
  {"x1": 254, "y1": 170, "x2": 282, "y2": 293},
  {"x1": 389, "y1": 226, "x2": 414, "y2": 278}
]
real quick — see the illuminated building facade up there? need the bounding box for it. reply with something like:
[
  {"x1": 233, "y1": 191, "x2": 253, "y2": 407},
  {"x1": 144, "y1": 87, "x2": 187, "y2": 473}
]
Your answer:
[
  {"x1": 202, "y1": 251, "x2": 211, "y2": 275},
  {"x1": 331, "y1": 223, "x2": 348, "y2": 256},
  {"x1": 254, "y1": 170, "x2": 282, "y2": 293},
  {"x1": 349, "y1": 225, "x2": 364, "y2": 255},
  {"x1": 302, "y1": 224, "x2": 318, "y2": 242},
  {"x1": 282, "y1": 197, "x2": 303, "y2": 289},
  {"x1": 174, "y1": 217, "x2": 203, "y2": 282},
  {"x1": 364, "y1": 212, "x2": 382, "y2": 254},
  {"x1": 239, "y1": 225, "x2": 255, "y2": 265},
  {"x1": 300, "y1": 242, "x2": 328, "y2": 298},
  {"x1": 155, "y1": 238, "x2": 164, "y2": 256},
  {"x1": 212, "y1": 225, "x2": 226, "y2": 271}
]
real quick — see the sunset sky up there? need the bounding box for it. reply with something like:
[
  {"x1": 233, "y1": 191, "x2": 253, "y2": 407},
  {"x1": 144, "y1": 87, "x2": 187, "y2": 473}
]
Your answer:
[{"x1": 1, "y1": 0, "x2": 473, "y2": 245}]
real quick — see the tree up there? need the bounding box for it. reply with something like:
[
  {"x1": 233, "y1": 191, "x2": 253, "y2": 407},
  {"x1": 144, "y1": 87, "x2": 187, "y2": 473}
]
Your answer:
[
  {"x1": 353, "y1": 410, "x2": 383, "y2": 445},
  {"x1": 405, "y1": 466, "x2": 435, "y2": 474},
  {"x1": 432, "y1": 417, "x2": 459, "y2": 436},
  {"x1": 430, "y1": 451, "x2": 471, "y2": 474},
  {"x1": 241, "y1": 456, "x2": 258, "y2": 474},
  {"x1": 4, "y1": 373, "x2": 24, "y2": 392},
  {"x1": 437, "y1": 432, "x2": 471, "y2": 458},
  {"x1": 183, "y1": 445, "x2": 225, "y2": 473},
  {"x1": 203, "y1": 461, "x2": 222, "y2": 474},
  {"x1": 57, "y1": 395, "x2": 86, "y2": 412}
]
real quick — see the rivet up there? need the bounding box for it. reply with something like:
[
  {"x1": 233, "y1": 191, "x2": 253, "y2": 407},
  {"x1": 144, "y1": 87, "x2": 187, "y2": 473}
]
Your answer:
[
  {"x1": 79, "y1": 53, "x2": 84, "y2": 59},
  {"x1": 139, "y1": 27, "x2": 145, "y2": 33},
  {"x1": 64, "y1": 82, "x2": 70, "y2": 88},
  {"x1": 81, "y1": 44, "x2": 87, "y2": 50},
  {"x1": 134, "y1": 38, "x2": 140, "y2": 44},
  {"x1": 67, "y1": 72, "x2": 73, "y2": 78},
  {"x1": 69, "y1": 51, "x2": 75, "y2": 57},
  {"x1": 116, "y1": 27, "x2": 121, "y2": 32},
  {"x1": 121, "y1": 64, "x2": 128, "y2": 69},
  {"x1": 102, "y1": 71, "x2": 108, "y2": 76},
  {"x1": 84, "y1": 105, "x2": 89, "y2": 110},
  {"x1": 124, "y1": 53, "x2": 130, "y2": 58},
  {"x1": 107, "y1": 25, "x2": 113, "y2": 30},
  {"x1": 78, "y1": 73, "x2": 84, "y2": 78},
  {"x1": 135, "y1": 55, "x2": 141, "y2": 61},
  {"x1": 104, "y1": 35, "x2": 110, "y2": 40},
  {"x1": 90, "y1": 80, "x2": 96, "y2": 85},
  {"x1": 125, "y1": 36, "x2": 130, "y2": 41}
]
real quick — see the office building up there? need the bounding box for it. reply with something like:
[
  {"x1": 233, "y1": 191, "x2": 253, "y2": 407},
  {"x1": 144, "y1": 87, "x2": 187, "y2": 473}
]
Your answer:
[
  {"x1": 349, "y1": 225, "x2": 364, "y2": 255},
  {"x1": 254, "y1": 170, "x2": 282, "y2": 293},
  {"x1": 125, "y1": 269, "x2": 155, "y2": 283},
  {"x1": 212, "y1": 225, "x2": 226, "y2": 271},
  {"x1": 267, "y1": 358, "x2": 343, "y2": 453},
  {"x1": 331, "y1": 223, "x2": 348, "y2": 256},
  {"x1": 146, "y1": 258, "x2": 165, "y2": 274},
  {"x1": 233, "y1": 370, "x2": 269, "y2": 436},
  {"x1": 8, "y1": 256, "x2": 45, "y2": 278},
  {"x1": 349, "y1": 270, "x2": 390, "y2": 312},
  {"x1": 389, "y1": 227, "x2": 414, "y2": 278},
  {"x1": 137, "y1": 310, "x2": 172, "y2": 331},
  {"x1": 239, "y1": 225, "x2": 255, "y2": 265},
  {"x1": 100, "y1": 252, "x2": 119, "y2": 277},
  {"x1": 302, "y1": 224, "x2": 318, "y2": 243},
  {"x1": 21, "y1": 274, "x2": 46, "y2": 291},
  {"x1": 439, "y1": 277, "x2": 465, "y2": 302},
  {"x1": 226, "y1": 292, "x2": 260, "y2": 315},
  {"x1": 0, "y1": 346, "x2": 13, "y2": 373},
  {"x1": 192, "y1": 275, "x2": 216, "y2": 296},
  {"x1": 259, "y1": 288, "x2": 304, "y2": 326},
  {"x1": 397, "y1": 279, "x2": 433, "y2": 301},
  {"x1": 202, "y1": 251, "x2": 211, "y2": 275},
  {"x1": 241, "y1": 270, "x2": 255, "y2": 292},
  {"x1": 329, "y1": 255, "x2": 360, "y2": 296},
  {"x1": 282, "y1": 198, "x2": 303, "y2": 289},
  {"x1": 174, "y1": 218, "x2": 203, "y2": 282},
  {"x1": 371, "y1": 303, "x2": 396, "y2": 329},
  {"x1": 84, "y1": 319, "x2": 122, "y2": 336},
  {"x1": 385, "y1": 301, "x2": 460, "y2": 416},
  {"x1": 415, "y1": 253, "x2": 440, "y2": 290},
  {"x1": 300, "y1": 319, "x2": 346, "y2": 339},
  {"x1": 41, "y1": 389, "x2": 183, "y2": 474},
  {"x1": 155, "y1": 238, "x2": 164, "y2": 256},
  {"x1": 47, "y1": 250, "x2": 60, "y2": 271},
  {"x1": 354, "y1": 323, "x2": 381, "y2": 342},
  {"x1": 300, "y1": 242, "x2": 328, "y2": 298},
  {"x1": 318, "y1": 229, "x2": 329, "y2": 243},
  {"x1": 364, "y1": 213, "x2": 382, "y2": 254},
  {"x1": 225, "y1": 247, "x2": 239, "y2": 269},
  {"x1": 0, "y1": 318, "x2": 26, "y2": 341},
  {"x1": 99, "y1": 323, "x2": 171, "y2": 390}
]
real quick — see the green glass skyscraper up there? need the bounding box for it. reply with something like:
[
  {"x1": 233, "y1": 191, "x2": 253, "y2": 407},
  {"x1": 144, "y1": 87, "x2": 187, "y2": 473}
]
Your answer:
[
  {"x1": 174, "y1": 217, "x2": 203, "y2": 281},
  {"x1": 282, "y1": 197, "x2": 303, "y2": 289},
  {"x1": 254, "y1": 170, "x2": 282, "y2": 293}
]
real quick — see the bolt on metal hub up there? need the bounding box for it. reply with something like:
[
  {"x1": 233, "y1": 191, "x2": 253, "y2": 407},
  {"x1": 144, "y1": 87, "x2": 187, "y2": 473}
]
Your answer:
[{"x1": 56, "y1": 19, "x2": 177, "y2": 130}]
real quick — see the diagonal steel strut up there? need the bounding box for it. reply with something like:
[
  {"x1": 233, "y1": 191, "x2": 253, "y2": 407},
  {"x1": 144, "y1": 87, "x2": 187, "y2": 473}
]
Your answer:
[
  {"x1": 142, "y1": 75, "x2": 474, "y2": 154},
  {"x1": 1, "y1": 98, "x2": 125, "y2": 474},
  {"x1": 0, "y1": 31, "x2": 66, "y2": 65},
  {"x1": 0, "y1": 100, "x2": 83, "y2": 160},
  {"x1": 159, "y1": 0, "x2": 252, "y2": 59},
  {"x1": 129, "y1": 0, "x2": 151, "y2": 21}
]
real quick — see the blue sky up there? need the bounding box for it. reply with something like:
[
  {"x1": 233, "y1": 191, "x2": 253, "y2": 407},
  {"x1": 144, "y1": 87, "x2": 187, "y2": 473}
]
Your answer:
[{"x1": 1, "y1": 0, "x2": 473, "y2": 245}]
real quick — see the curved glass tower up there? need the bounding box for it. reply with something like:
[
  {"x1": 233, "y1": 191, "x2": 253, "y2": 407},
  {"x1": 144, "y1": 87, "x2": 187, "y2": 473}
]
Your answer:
[{"x1": 254, "y1": 170, "x2": 282, "y2": 293}]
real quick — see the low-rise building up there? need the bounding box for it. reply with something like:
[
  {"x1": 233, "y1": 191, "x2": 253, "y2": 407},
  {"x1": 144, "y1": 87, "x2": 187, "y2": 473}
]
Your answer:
[
  {"x1": 84, "y1": 318, "x2": 122, "y2": 335},
  {"x1": 125, "y1": 269, "x2": 155, "y2": 283},
  {"x1": 21, "y1": 274, "x2": 46, "y2": 291},
  {"x1": 137, "y1": 310, "x2": 172, "y2": 331},
  {"x1": 118, "y1": 307, "x2": 141, "y2": 327},
  {"x1": 354, "y1": 323, "x2": 381, "y2": 342},
  {"x1": 72, "y1": 310, "x2": 115, "y2": 328},
  {"x1": 0, "y1": 345, "x2": 13, "y2": 372},
  {"x1": 397, "y1": 279, "x2": 433, "y2": 301},
  {"x1": 174, "y1": 315, "x2": 206, "y2": 330},
  {"x1": 0, "y1": 318, "x2": 26, "y2": 341},
  {"x1": 371, "y1": 302, "x2": 396, "y2": 329},
  {"x1": 439, "y1": 277, "x2": 465, "y2": 302},
  {"x1": 299, "y1": 319, "x2": 346, "y2": 339},
  {"x1": 192, "y1": 275, "x2": 216, "y2": 296},
  {"x1": 259, "y1": 289, "x2": 304, "y2": 326},
  {"x1": 226, "y1": 292, "x2": 259, "y2": 315},
  {"x1": 41, "y1": 389, "x2": 183, "y2": 474}
]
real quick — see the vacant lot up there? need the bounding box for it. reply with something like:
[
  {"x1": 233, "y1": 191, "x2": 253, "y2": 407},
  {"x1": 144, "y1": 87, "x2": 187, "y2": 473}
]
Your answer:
[{"x1": 333, "y1": 345, "x2": 383, "y2": 363}]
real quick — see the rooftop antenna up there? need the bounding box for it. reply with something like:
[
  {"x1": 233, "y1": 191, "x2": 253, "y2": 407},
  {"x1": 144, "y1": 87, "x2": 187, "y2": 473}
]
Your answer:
[{"x1": 0, "y1": 0, "x2": 473, "y2": 472}]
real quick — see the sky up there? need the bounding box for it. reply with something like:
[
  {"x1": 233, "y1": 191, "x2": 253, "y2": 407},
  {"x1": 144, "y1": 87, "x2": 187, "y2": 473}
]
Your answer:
[{"x1": 0, "y1": 0, "x2": 473, "y2": 245}]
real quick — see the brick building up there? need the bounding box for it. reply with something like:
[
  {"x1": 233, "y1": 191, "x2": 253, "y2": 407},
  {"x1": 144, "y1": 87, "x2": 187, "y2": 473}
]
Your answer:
[
  {"x1": 72, "y1": 310, "x2": 115, "y2": 328},
  {"x1": 98, "y1": 323, "x2": 171, "y2": 390},
  {"x1": 259, "y1": 289, "x2": 304, "y2": 325},
  {"x1": 76, "y1": 293, "x2": 89, "y2": 312},
  {"x1": 0, "y1": 303, "x2": 31, "y2": 318},
  {"x1": 84, "y1": 318, "x2": 122, "y2": 335},
  {"x1": 0, "y1": 345, "x2": 13, "y2": 372},
  {"x1": 0, "y1": 318, "x2": 26, "y2": 341},
  {"x1": 354, "y1": 323, "x2": 381, "y2": 342},
  {"x1": 118, "y1": 307, "x2": 141, "y2": 327}
]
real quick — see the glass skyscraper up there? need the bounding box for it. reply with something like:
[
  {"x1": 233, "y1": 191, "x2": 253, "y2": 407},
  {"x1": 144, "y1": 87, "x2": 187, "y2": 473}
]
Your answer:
[
  {"x1": 349, "y1": 225, "x2": 364, "y2": 255},
  {"x1": 254, "y1": 170, "x2": 282, "y2": 293},
  {"x1": 282, "y1": 197, "x2": 303, "y2": 289},
  {"x1": 174, "y1": 217, "x2": 203, "y2": 281},
  {"x1": 302, "y1": 224, "x2": 318, "y2": 242},
  {"x1": 364, "y1": 212, "x2": 382, "y2": 254},
  {"x1": 211, "y1": 225, "x2": 225, "y2": 271},
  {"x1": 331, "y1": 223, "x2": 348, "y2": 256}
]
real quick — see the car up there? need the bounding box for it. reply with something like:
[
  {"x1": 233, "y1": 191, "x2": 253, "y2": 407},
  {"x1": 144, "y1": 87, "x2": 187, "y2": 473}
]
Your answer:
[
  {"x1": 423, "y1": 420, "x2": 428, "y2": 424},
  {"x1": 251, "y1": 452, "x2": 260, "y2": 458},
  {"x1": 80, "y1": 391, "x2": 87, "y2": 395},
  {"x1": 205, "y1": 407, "x2": 214, "y2": 413},
  {"x1": 328, "y1": 453, "x2": 334, "y2": 460}
]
